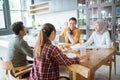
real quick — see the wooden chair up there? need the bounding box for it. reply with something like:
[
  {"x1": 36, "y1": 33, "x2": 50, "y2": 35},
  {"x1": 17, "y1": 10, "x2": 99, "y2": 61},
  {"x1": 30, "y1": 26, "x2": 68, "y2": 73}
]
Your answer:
[
  {"x1": 0, "y1": 57, "x2": 32, "y2": 80},
  {"x1": 9, "y1": 69, "x2": 30, "y2": 80},
  {"x1": 111, "y1": 43, "x2": 117, "y2": 75},
  {"x1": 104, "y1": 56, "x2": 112, "y2": 80},
  {"x1": 104, "y1": 43, "x2": 117, "y2": 80},
  {"x1": 0, "y1": 57, "x2": 14, "y2": 80}
]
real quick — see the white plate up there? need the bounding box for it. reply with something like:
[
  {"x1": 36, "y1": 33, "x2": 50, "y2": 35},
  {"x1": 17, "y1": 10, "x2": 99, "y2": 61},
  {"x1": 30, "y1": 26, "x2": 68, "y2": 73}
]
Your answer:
[
  {"x1": 66, "y1": 53, "x2": 76, "y2": 58},
  {"x1": 58, "y1": 43, "x2": 64, "y2": 46}
]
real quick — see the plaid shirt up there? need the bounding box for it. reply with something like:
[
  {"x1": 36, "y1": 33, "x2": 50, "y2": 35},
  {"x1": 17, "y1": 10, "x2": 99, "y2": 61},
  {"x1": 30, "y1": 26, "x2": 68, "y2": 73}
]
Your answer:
[{"x1": 29, "y1": 45, "x2": 79, "y2": 80}]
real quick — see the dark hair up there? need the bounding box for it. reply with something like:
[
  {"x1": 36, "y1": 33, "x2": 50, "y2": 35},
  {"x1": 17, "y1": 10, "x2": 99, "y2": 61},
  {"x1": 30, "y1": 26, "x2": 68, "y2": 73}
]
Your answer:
[
  {"x1": 69, "y1": 17, "x2": 77, "y2": 23},
  {"x1": 36, "y1": 23, "x2": 56, "y2": 60},
  {"x1": 42, "y1": 23, "x2": 56, "y2": 37},
  {"x1": 11, "y1": 21, "x2": 24, "y2": 35}
]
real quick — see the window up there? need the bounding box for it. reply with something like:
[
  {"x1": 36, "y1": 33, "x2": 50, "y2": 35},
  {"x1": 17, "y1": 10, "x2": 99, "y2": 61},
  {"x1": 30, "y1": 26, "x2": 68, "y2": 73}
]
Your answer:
[
  {"x1": 0, "y1": 0, "x2": 5, "y2": 29},
  {"x1": 9, "y1": 0, "x2": 32, "y2": 28},
  {"x1": 0, "y1": 0, "x2": 33, "y2": 35}
]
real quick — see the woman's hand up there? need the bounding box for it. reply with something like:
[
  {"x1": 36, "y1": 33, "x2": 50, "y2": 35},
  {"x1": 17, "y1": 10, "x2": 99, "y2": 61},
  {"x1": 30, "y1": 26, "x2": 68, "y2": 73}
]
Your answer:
[{"x1": 66, "y1": 31, "x2": 70, "y2": 37}]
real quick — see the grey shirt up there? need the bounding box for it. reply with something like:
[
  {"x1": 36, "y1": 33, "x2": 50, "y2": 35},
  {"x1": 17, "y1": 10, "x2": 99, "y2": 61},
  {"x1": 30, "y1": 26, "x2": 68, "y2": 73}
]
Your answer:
[{"x1": 7, "y1": 35, "x2": 33, "y2": 67}]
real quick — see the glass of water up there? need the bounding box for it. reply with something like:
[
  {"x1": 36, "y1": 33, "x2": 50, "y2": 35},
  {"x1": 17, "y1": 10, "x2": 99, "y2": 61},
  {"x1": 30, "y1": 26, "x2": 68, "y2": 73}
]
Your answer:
[
  {"x1": 80, "y1": 47, "x2": 86, "y2": 56},
  {"x1": 92, "y1": 46, "x2": 97, "y2": 52}
]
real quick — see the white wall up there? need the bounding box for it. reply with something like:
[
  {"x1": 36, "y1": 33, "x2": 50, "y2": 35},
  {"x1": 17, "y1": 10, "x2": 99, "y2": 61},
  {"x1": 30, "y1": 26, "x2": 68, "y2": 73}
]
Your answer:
[{"x1": 35, "y1": 10, "x2": 77, "y2": 31}]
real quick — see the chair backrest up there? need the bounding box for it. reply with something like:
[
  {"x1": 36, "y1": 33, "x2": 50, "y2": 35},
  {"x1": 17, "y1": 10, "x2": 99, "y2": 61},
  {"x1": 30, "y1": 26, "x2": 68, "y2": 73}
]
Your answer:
[
  {"x1": 9, "y1": 70, "x2": 29, "y2": 80},
  {"x1": 0, "y1": 57, "x2": 31, "y2": 80},
  {"x1": 0, "y1": 57, "x2": 14, "y2": 72},
  {"x1": 0, "y1": 57, "x2": 15, "y2": 80},
  {"x1": 9, "y1": 70, "x2": 19, "y2": 80}
]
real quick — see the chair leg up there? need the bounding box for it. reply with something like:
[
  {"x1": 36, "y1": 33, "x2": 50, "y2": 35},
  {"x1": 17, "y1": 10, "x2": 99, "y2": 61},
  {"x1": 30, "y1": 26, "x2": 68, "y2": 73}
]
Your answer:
[
  {"x1": 5, "y1": 70, "x2": 9, "y2": 80},
  {"x1": 69, "y1": 70, "x2": 72, "y2": 80},
  {"x1": 114, "y1": 55, "x2": 116, "y2": 75},
  {"x1": 109, "y1": 58, "x2": 112, "y2": 80}
]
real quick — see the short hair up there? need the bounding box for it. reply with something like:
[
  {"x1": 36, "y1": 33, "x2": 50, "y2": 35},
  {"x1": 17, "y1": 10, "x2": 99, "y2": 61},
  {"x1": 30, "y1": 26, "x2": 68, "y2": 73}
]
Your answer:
[
  {"x1": 11, "y1": 21, "x2": 24, "y2": 35},
  {"x1": 69, "y1": 17, "x2": 77, "y2": 23}
]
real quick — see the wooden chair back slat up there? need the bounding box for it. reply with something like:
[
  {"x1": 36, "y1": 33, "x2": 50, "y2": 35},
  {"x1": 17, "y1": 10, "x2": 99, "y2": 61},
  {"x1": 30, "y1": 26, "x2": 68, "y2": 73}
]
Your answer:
[
  {"x1": 0, "y1": 57, "x2": 14, "y2": 71},
  {"x1": 0, "y1": 57, "x2": 31, "y2": 80}
]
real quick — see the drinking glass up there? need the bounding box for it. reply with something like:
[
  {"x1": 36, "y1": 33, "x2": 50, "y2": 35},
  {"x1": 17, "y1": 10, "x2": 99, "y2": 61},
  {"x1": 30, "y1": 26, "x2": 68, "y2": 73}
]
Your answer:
[
  {"x1": 80, "y1": 47, "x2": 86, "y2": 56},
  {"x1": 92, "y1": 46, "x2": 97, "y2": 52}
]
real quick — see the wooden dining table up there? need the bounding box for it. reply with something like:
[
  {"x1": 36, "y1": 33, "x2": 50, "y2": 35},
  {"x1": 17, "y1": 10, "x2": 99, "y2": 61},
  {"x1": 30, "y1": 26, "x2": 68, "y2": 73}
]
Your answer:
[
  {"x1": 27, "y1": 42, "x2": 116, "y2": 80},
  {"x1": 62, "y1": 45, "x2": 117, "y2": 80}
]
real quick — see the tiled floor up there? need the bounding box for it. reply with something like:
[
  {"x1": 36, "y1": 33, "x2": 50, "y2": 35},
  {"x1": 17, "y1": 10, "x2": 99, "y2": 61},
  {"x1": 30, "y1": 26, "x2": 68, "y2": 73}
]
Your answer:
[
  {"x1": 96, "y1": 56, "x2": 120, "y2": 80},
  {"x1": 0, "y1": 45, "x2": 120, "y2": 80}
]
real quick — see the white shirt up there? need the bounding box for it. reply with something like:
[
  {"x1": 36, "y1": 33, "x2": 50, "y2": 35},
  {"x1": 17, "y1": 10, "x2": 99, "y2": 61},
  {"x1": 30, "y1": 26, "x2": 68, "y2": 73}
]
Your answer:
[{"x1": 82, "y1": 31, "x2": 111, "y2": 48}]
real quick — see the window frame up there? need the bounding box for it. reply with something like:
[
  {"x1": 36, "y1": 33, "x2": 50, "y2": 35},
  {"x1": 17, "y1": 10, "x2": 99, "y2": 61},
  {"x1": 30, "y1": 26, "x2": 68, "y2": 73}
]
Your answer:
[
  {"x1": 0, "y1": 0, "x2": 12, "y2": 35},
  {"x1": 0, "y1": 0, "x2": 34, "y2": 35}
]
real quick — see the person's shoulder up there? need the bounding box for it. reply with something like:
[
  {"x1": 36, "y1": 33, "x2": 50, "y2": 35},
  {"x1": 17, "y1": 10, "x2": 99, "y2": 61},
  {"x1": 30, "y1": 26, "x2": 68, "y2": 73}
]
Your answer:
[
  {"x1": 15, "y1": 36, "x2": 24, "y2": 42},
  {"x1": 49, "y1": 44, "x2": 60, "y2": 50},
  {"x1": 75, "y1": 27, "x2": 79, "y2": 29},
  {"x1": 19, "y1": 38, "x2": 26, "y2": 43},
  {"x1": 104, "y1": 31, "x2": 110, "y2": 35},
  {"x1": 92, "y1": 31, "x2": 97, "y2": 34},
  {"x1": 105, "y1": 31, "x2": 109, "y2": 33},
  {"x1": 49, "y1": 44, "x2": 57, "y2": 48},
  {"x1": 65, "y1": 26, "x2": 70, "y2": 30},
  {"x1": 74, "y1": 27, "x2": 80, "y2": 31},
  {"x1": 102, "y1": 31, "x2": 109, "y2": 34},
  {"x1": 10, "y1": 35, "x2": 21, "y2": 44},
  {"x1": 19, "y1": 37, "x2": 28, "y2": 46},
  {"x1": 91, "y1": 31, "x2": 96, "y2": 36},
  {"x1": 61, "y1": 26, "x2": 69, "y2": 32}
]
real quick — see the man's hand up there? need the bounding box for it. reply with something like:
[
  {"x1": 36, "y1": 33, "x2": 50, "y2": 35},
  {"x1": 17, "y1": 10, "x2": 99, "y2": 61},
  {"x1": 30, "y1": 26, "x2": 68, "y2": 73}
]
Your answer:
[{"x1": 66, "y1": 31, "x2": 70, "y2": 37}]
